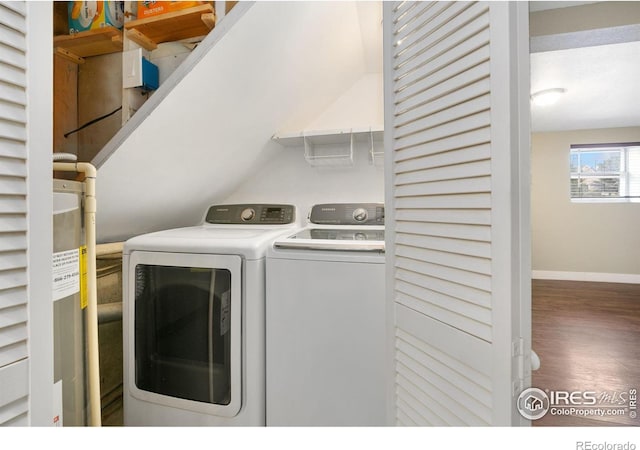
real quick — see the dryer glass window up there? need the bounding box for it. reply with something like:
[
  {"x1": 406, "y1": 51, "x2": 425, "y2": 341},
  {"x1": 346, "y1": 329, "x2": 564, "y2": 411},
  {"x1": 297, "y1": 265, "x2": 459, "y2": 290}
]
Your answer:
[{"x1": 134, "y1": 265, "x2": 232, "y2": 405}]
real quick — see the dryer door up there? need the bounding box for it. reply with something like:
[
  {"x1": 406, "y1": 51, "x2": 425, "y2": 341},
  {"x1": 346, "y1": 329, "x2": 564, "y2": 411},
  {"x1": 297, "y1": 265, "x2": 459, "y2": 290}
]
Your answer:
[{"x1": 127, "y1": 251, "x2": 242, "y2": 417}]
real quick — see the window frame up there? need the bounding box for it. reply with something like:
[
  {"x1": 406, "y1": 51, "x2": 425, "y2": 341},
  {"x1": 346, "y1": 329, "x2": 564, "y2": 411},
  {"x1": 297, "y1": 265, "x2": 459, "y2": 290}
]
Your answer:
[{"x1": 570, "y1": 142, "x2": 640, "y2": 203}]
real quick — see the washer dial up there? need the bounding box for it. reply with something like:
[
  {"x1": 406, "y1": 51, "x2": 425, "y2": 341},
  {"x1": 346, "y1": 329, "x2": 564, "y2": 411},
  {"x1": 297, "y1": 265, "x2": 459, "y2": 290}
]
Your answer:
[
  {"x1": 240, "y1": 208, "x2": 256, "y2": 221},
  {"x1": 353, "y1": 208, "x2": 368, "y2": 222}
]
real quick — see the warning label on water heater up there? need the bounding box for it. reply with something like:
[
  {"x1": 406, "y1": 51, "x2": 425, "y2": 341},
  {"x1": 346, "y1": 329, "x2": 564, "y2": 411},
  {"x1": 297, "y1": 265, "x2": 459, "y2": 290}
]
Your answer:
[{"x1": 52, "y1": 248, "x2": 80, "y2": 302}]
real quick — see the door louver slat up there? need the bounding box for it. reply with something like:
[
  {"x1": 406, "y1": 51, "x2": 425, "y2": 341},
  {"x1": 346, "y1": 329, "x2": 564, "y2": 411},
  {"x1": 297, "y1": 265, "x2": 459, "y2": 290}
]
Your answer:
[
  {"x1": 395, "y1": 220, "x2": 490, "y2": 241},
  {"x1": 394, "y1": 61, "x2": 490, "y2": 116},
  {"x1": 395, "y1": 159, "x2": 491, "y2": 185},
  {"x1": 396, "y1": 268, "x2": 491, "y2": 309},
  {"x1": 395, "y1": 192, "x2": 491, "y2": 210},
  {"x1": 395, "y1": 143, "x2": 490, "y2": 172},
  {"x1": 394, "y1": 2, "x2": 467, "y2": 55},
  {"x1": 397, "y1": 331, "x2": 491, "y2": 408},
  {"x1": 394, "y1": 77, "x2": 491, "y2": 129},
  {"x1": 396, "y1": 243, "x2": 491, "y2": 274},
  {"x1": 396, "y1": 232, "x2": 491, "y2": 258},
  {"x1": 397, "y1": 358, "x2": 489, "y2": 425},
  {"x1": 0, "y1": 358, "x2": 28, "y2": 425},
  {"x1": 394, "y1": 127, "x2": 491, "y2": 162},
  {"x1": 395, "y1": 5, "x2": 487, "y2": 83},
  {"x1": 395, "y1": 28, "x2": 489, "y2": 93},
  {"x1": 395, "y1": 93, "x2": 490, "y2": 139},
  {"x1": 395, "y1": 206, "x2": 491, "y2": 226}
]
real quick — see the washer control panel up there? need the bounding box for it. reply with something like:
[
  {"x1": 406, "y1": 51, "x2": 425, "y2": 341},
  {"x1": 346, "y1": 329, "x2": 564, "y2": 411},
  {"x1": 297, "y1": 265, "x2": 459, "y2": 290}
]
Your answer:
[
  {"x1": 205, "y1": 204, "x2": 295, "y2": 224},
  {"x1": 309, "y1": 203, "x2": 384, "y2": 226}
]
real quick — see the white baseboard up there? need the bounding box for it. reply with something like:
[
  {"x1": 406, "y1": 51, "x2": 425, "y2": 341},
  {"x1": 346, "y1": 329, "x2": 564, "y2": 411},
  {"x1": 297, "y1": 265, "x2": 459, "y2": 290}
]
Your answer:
[{"x1": 532, "y1": 270, "x2": 640, "y2": 284}]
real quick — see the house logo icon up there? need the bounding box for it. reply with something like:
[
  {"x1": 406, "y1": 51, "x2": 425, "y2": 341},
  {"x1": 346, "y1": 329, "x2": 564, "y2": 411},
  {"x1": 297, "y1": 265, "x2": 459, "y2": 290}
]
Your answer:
[
  {"x1": 517, "y1": 388, "x2": 550, "y2": 420},
  {"x1": 525, "y1": 395, "x2": 544, "y2": 411}
]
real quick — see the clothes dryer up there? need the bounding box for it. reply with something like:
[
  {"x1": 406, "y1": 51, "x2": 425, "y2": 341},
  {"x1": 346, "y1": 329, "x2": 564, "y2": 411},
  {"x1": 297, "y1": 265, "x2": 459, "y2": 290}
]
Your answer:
[
  {"x1": 123, "y1": 204, "x2": 297, "y2": 426},
  {"x1": 265, "y1": 203, "x2": 386, "y2": 426}
]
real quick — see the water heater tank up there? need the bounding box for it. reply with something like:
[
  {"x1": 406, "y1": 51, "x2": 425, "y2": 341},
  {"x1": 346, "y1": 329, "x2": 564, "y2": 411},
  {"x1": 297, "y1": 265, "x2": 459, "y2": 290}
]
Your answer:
[{"x1": 53, "y1": 179, "x2": 88, "y2": 426}]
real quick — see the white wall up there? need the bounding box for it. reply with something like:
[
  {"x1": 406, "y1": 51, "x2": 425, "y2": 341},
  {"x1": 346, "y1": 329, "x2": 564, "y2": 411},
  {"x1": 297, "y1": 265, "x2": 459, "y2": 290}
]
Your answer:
[
  {"x1": 95, "y1": 2, "x2": 375, "y2": 243},
  {"x1": 223, "y1": 141, "x2": 383, "y2": 224},
  {"x1": 224, "y1": 73, "x2": 384, "y2": 221},
  {"x1": 531, "y1": 126, "x2": 640, "y2": 276},
  {"x1": 304, "y1": 73, "x2": 383, "y2": 131}
]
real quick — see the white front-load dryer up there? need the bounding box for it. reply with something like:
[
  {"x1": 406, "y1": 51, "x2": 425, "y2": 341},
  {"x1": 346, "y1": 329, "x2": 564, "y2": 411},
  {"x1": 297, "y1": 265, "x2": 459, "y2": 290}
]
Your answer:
[{"x1": 122, "y1": 204, "x2": 297, "y2": 426}]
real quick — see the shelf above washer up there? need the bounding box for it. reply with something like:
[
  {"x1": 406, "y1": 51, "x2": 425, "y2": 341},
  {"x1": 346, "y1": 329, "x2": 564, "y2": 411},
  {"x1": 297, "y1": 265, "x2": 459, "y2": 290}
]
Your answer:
[{"x1": 272, "y1": 127, "x2": 384, "y2": 166}]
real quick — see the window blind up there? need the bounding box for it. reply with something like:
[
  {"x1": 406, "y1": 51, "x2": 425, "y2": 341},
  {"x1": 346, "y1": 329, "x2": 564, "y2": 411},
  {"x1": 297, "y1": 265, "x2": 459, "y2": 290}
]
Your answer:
[{"x1": 570, "y1": 143, "x2": 640, "y2": 201}]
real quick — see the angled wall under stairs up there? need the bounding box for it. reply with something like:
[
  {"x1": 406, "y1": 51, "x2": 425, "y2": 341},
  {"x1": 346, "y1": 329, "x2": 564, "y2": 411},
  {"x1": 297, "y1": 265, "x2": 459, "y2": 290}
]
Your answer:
[{"x1": 94, "y1": 2, "x2": 372, "y2": 243}]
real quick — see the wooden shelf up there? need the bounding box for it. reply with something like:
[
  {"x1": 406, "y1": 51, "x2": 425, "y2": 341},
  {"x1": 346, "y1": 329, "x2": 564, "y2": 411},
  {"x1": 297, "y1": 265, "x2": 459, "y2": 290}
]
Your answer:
[
  {"x1": 53, "y1": 27, "x2": 123, "y2": 62},
  {"x1": 124, "y1": 4, "x2": 216, "y2": 51}
]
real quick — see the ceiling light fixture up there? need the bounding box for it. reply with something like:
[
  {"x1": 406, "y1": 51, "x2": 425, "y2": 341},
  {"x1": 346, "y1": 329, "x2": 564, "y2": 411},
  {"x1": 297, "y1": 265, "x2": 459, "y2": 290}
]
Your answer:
[{"x1": 531, "y1": 88, "x2": 566, "y2": 106}]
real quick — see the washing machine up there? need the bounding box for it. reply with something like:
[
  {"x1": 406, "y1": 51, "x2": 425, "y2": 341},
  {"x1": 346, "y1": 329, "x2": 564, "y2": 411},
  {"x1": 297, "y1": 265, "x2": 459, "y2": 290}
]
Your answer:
[
  {"x1": 122, "y1": 203, "x2": 297, "y2": 426},
  {"x1": 265, "y1": 203, "x2": 386, "y2": 426}
]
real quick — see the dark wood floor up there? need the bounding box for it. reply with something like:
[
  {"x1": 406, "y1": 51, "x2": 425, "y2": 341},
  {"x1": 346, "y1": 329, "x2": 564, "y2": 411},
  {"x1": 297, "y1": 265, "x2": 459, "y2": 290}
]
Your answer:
[{"x1": 531, "y1": 279, "x2": 640, "y2": 427}]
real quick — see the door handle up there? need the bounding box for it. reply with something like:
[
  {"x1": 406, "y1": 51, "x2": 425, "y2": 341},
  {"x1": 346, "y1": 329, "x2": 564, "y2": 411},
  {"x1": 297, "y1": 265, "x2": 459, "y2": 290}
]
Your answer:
[{"x1": 531, "y1": 349, "x2": 541, "y2": 371}]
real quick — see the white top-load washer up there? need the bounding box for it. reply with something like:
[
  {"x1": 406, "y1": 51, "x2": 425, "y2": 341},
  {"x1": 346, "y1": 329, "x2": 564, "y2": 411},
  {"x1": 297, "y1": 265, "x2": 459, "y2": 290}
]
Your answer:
[
  {"x1": 122, "y1": 204, "x2": 297, "y2": 426},
  {"x1": 265, "y1": 203, "x2": 386, "y2": 426}
]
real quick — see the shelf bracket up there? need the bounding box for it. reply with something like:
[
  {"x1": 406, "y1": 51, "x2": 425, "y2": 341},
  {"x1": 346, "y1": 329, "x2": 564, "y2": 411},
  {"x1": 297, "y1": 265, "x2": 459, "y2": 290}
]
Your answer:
[
  {"x1": 54, "y1": 47, "x2": 85, "y2": 64},
  {"x1": 201, "y1": 13, "x2": 216, "y2": 30},
  {"x1": 125, "y1": 28, "x2": 158, "y2": 51},
  {"x1": 111, "y1": 34, "x2": 123, "y2": 48}
]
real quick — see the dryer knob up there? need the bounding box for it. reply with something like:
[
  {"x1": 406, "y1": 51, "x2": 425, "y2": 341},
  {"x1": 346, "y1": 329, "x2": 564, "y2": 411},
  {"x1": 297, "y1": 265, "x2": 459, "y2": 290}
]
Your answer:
[
  {"x1": 353, "y1": 208, "x2": 368, "y2": 222},
  {"x1": 241, "y1": 208, "x2": 255, "y2": 221}
]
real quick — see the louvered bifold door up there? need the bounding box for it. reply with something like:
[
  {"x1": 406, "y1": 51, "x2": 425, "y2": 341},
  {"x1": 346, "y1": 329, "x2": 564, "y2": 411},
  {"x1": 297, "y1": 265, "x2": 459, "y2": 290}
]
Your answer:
[
  {"x1": 383, "y1": 1, "x2": 531, "y2": 426},
  {"x1": 0, "y1": 1, "x2": 29, "y2": 426}
]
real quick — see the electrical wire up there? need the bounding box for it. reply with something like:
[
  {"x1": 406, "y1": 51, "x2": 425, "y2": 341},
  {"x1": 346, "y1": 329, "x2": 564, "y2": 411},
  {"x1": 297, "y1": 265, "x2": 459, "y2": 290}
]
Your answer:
[{"x1": 64, "y1": 106, "x2": 123, "y2": 138}]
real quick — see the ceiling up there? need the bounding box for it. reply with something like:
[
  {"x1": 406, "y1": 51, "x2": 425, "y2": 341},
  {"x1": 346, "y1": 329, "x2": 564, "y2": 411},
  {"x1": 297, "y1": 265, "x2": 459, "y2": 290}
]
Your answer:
[
  {"x1": 529, "y1": 2, "x2": 640, "y2": 132},
  {"x1": 530, "y1": 40, "x2": 640, "y2": 132}
]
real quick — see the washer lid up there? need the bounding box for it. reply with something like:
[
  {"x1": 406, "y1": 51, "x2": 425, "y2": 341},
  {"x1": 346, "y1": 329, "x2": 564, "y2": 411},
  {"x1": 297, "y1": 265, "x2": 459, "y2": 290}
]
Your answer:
[
  {"x1": 273, "y1": 226, "x2": 385, "y2": 253},
  {"x1": 292, "y1": 228, "x2": 384, "y2": 241}
]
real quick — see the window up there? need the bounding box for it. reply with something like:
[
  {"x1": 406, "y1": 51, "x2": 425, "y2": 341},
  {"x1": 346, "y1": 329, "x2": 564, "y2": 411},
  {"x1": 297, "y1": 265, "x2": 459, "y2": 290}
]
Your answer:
[{"x1": 570, "y1": 143, "x2": 640, "y2": 202}]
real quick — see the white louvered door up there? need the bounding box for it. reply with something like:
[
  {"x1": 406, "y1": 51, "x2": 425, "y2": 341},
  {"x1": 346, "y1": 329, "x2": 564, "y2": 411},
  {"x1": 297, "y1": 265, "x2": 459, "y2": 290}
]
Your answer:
[
  {"x1": 383, "y1": 1, "x2": 531, "y2": 425},
  {"x1": 0, "y1": 1, "x2": 53, "y2": 426},
  {"x1": 0, "y1": 1, "x2": 30, "y2": 425}
]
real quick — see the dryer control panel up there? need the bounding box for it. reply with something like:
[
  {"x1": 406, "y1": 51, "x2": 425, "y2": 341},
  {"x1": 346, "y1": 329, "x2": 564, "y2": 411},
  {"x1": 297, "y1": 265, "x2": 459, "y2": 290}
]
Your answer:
[
  {"x1": 309, "y1": 203, "x2": 384, "y2": 226},
  {"x1": 205, "y1": 204, "x2": 296, "y2": 224}
]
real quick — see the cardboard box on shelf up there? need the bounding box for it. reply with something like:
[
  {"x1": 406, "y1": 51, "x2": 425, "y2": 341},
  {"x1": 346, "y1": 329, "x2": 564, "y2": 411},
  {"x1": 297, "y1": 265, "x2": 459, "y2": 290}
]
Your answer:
[
  {"x1": 136, "y1": 1, "x2": 206, "y2": 19},
  {"x1": 68, "y1": 1, "x2": 125, "y2": 34}
]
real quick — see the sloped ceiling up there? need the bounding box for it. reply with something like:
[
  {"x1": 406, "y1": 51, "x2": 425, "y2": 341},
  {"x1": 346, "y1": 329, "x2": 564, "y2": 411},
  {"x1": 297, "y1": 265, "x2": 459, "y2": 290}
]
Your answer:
[{"x1": 95, "y1": 2, "x2": 370, "y2": 243}]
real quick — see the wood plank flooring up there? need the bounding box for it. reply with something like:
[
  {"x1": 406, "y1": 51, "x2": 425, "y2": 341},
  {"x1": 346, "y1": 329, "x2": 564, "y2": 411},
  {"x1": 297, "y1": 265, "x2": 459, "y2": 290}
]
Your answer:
[{"x1": 531, "y1": 279, "x2": 640, "y2": 427}]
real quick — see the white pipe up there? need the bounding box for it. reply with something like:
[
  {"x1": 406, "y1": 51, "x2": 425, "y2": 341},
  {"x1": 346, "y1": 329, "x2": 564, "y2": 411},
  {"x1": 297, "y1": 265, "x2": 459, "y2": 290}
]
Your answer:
[{"x1": 52, "y1": 162, "x2": 101, "y2": 427}]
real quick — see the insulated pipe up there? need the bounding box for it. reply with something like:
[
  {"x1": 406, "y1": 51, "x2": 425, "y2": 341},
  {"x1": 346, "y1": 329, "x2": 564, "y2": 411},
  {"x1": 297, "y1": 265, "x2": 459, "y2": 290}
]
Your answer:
[
  {"x1": 52, "y1": 162, "x2": 101, "y2": 427},
  {"x1": 97, "y1": 302, "x2": 122, "y2": 325},
  {"x1": 96, "y1": 242, "x2": 123, "y2": 257}
]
